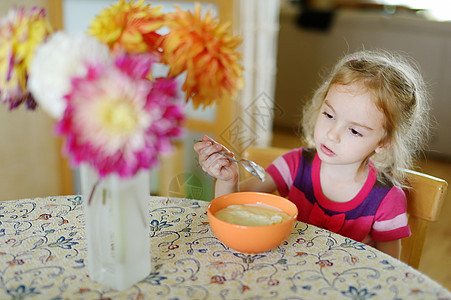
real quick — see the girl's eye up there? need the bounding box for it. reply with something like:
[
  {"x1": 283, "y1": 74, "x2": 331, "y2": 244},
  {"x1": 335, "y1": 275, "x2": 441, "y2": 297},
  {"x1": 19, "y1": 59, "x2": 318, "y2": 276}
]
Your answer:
[
  {"x1": 322, "y1": 112, "x2": 333, "y2": 119},
  {"x1": 350, "y1": 128, "x2": 362, "y2": 137}
]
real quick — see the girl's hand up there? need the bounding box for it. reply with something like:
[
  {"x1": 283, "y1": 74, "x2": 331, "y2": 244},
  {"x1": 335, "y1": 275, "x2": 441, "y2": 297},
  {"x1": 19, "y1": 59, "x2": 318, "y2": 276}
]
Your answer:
[{"x1": 194, "y1": 135, "x2": 239, "y2": 183}]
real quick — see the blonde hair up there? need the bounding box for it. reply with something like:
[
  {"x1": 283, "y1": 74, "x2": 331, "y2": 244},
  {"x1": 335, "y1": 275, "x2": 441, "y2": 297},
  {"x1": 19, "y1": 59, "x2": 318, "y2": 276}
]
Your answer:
[{"x1": 301, "y1": 49, "x2": 430, "y2": 185}]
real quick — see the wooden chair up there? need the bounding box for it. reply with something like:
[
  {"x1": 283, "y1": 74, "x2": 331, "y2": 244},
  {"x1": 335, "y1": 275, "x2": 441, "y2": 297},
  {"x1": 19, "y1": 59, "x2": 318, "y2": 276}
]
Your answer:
[
  {"x1": 401, "y1": 169, "x2": 448, "y2": 268},
  {"x1": 242, "y1": 147, "x2": 448, "y2": 269}
]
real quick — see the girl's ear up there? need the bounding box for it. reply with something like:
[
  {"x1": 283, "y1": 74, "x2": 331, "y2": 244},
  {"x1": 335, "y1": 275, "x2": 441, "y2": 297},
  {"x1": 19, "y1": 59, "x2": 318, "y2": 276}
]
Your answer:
[{"x1": 375, "y1": 140, "x2": 391, "y2": 154}]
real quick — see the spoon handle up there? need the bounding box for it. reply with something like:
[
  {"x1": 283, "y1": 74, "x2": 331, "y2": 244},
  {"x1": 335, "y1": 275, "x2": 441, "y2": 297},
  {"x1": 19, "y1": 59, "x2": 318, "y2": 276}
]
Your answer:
[{"x1": 194, "y1": 138, "x2": 265, "y2": 181}]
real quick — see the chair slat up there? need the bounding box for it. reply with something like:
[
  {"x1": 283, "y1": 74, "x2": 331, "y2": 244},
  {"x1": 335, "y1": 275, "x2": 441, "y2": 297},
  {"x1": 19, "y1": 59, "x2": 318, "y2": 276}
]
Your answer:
[{"x1": 401, "y1": 217, "x2": 430, "y2": 269}]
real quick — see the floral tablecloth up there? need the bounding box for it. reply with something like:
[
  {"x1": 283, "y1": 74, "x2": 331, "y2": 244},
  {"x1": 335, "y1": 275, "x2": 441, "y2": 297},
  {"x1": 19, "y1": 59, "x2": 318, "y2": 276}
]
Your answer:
[{"x1": 0, "y1": 195, "x2": 450, "y2": 299}]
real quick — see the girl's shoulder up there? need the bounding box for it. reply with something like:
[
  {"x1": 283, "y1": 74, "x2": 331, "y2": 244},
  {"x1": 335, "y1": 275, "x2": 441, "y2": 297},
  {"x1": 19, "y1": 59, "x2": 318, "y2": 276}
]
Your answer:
[
  {"x1": 369, "y1": 159, "x2": 401, "y2": 189},
  {"x1": 277, "y1": 146, "x2": 315, "y2": 162},
  {"x1": 373, "y1": 172, "x2": 395, "y2": 188},
  {"x1": 270, "y1": 147, "x2": 312, "y2": 170},
  {"x1": 300, "y1": 147, "x2": 316, "y2": 163}
]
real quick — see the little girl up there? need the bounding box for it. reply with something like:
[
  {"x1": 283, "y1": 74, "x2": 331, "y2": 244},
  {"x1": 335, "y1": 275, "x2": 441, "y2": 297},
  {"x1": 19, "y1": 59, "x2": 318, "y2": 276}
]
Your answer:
[{"x1": 194, "y1": 49, "x2": 429, "y2": 259}]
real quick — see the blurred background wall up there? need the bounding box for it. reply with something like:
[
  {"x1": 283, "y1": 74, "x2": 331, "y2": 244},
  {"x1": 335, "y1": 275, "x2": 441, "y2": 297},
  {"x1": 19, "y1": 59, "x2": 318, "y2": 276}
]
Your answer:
[
  {"x1": 0, "y1": 0, "x2": 62, "y2": 201},
  {"x1": 274, "y1": 0, "x2": 451, "y2": 159}
]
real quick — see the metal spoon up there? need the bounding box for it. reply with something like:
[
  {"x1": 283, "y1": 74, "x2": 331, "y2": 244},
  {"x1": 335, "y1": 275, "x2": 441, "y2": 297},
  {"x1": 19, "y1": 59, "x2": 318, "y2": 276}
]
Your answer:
[
  {"x1": 194, "y1": 137, "x2": 266, "y2": 182},
  {"x1": 217, "y1": 151, "x2": 266, "y2": 182}
]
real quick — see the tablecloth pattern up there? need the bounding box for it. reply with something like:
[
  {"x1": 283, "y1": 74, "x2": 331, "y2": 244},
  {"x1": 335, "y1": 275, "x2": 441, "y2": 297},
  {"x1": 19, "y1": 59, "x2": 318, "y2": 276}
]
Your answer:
[{"x1": 0, "y1": 195, "x2": 450, "y2": 299}]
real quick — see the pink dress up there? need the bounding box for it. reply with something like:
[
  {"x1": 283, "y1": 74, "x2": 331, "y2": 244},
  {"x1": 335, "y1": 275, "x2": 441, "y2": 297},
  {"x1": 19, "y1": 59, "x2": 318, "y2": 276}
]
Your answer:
[{"x1": 266, "y1": 147, "x2": 411, "y2": 244}]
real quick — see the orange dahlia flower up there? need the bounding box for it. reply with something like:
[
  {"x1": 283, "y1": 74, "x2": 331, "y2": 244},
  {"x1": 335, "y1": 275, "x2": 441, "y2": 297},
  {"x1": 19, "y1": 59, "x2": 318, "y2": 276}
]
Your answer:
[
  {"x1": 87, "y1": 0, "x2": 165, "y2": 55},
  {"x1": 161, "y1": 4, "x2": 244, "y2": 109}
]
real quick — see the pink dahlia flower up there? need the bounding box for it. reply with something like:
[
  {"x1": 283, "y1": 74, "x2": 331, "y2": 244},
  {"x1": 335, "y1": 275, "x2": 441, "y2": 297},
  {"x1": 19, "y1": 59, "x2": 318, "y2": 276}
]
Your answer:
[{"x1": 56, "y1": 52, "x2": 184, "y2": 178}]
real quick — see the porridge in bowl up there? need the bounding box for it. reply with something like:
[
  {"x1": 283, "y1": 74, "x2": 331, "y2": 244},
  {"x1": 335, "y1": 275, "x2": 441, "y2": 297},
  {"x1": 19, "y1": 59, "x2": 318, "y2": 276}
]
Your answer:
[{"x1": 215, "y1": 204, "x2": 290, "y2": 226}]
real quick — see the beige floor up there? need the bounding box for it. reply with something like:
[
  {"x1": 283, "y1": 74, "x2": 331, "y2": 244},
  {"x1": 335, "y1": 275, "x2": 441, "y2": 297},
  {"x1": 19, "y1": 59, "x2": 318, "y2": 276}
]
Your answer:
[{"x1": 271, "y1": 129, "x2": 451, "y2": 290}]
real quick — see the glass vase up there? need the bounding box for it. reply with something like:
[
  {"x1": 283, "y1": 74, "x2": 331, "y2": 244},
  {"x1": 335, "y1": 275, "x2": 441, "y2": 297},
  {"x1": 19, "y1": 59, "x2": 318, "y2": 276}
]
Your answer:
[{"x1": 81, "y1": 165, "x2": 151, "y2": 290}]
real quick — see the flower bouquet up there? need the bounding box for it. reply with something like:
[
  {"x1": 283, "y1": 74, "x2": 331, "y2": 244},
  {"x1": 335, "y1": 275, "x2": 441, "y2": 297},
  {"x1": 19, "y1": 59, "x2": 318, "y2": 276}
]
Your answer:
[{"x1": 0, "y1": 0, "x2": 243, "y2": 290}]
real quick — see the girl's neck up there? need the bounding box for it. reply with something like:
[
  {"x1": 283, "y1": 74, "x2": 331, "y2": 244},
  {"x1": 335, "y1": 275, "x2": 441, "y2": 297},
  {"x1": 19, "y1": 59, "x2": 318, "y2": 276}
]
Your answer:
[
  {"x1": 320, "y1": 161, "x2": 369, "y2": 183},
  {"x1": 319, "y1": 161, "x2": 370, "y2": 203}
]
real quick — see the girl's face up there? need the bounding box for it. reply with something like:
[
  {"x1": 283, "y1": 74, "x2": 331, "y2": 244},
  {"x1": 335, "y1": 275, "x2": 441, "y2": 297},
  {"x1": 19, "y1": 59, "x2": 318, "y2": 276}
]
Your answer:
[{"x1": 314, "y1": 83, "x2": 388, "y2": 168}]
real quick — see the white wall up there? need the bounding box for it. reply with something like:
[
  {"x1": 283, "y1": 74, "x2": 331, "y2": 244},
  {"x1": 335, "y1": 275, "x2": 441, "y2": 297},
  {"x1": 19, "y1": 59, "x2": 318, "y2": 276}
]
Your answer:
[{"x1": 275, "y1": 5, "x2": 451, "y2": 157}]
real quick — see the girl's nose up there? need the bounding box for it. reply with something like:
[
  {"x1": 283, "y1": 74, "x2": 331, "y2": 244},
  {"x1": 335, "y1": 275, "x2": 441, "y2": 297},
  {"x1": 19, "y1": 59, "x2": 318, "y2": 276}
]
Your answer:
[{"x1": 327, "y1": 125, "x2": 341, "y2": 143}]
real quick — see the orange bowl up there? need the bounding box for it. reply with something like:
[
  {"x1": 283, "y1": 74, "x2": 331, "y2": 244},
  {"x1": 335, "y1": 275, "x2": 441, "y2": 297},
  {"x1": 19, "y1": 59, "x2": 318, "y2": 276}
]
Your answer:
[{"x1": 207, "y1": 192, "x2": 298, "y2": 254}]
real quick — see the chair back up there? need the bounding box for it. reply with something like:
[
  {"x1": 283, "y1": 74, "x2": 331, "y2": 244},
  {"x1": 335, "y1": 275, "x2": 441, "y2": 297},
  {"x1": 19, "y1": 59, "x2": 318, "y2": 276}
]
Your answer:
[
  {"x1": 400, "y1": 169, "x2": 448, "y2": 268},
  {"x1": 242, "y1": 146, "x2": 448, "y2": 269}
]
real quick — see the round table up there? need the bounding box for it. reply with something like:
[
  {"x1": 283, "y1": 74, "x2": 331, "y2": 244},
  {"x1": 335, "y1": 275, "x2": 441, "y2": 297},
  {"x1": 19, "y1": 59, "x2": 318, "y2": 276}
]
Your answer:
[{"x1": 0, "y1": 195, "x2": 450, "y2": 299}]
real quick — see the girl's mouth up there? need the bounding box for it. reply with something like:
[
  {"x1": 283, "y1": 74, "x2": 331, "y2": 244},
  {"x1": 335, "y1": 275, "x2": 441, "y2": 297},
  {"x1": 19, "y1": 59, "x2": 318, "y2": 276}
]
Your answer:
[{"x1": 320, "y1": 144, "x2": 336, "y2": 157}]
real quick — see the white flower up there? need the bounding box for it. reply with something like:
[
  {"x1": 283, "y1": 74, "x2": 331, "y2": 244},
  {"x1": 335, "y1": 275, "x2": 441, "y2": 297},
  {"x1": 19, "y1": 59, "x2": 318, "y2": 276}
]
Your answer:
[{"x1": 28, "y1": 31, "x2": 111, "y2": 119}]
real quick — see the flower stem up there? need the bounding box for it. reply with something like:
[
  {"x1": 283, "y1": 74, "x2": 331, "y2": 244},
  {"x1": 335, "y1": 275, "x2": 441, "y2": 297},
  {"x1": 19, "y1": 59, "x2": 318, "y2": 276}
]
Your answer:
[{"x1": 88, "y1": 179, "x2": 101, "y2": 206}]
